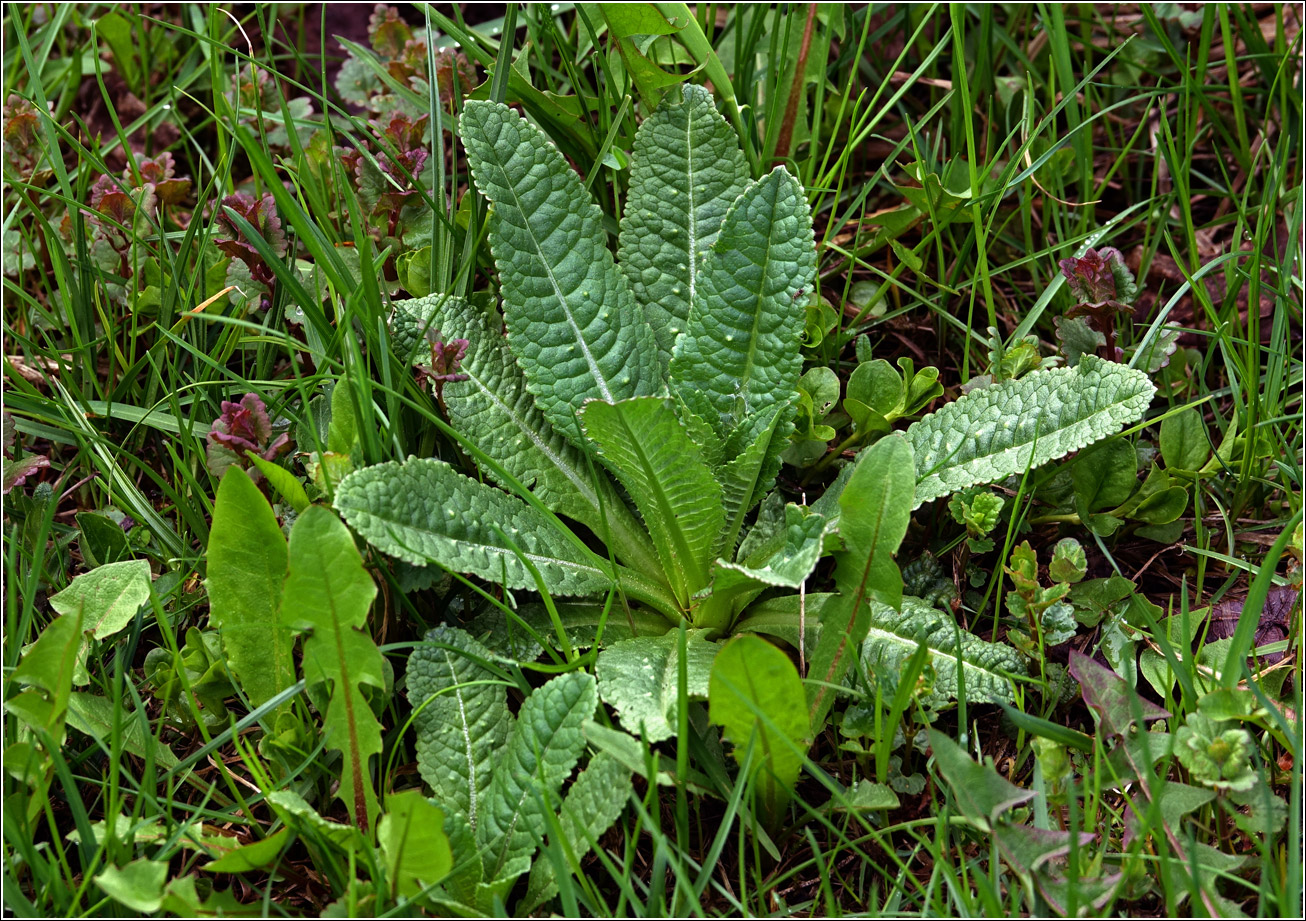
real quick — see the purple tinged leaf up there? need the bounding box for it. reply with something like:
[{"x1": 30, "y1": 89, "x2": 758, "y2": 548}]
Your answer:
[
  {"x1": 3, "y1": 94, "x2": 50, "y2": 175},
  {"x1": 3, "y1": 454, "x2": 50, "y2": 494},
  {"x1": 415, "y1": 329, "x2": 470, "y2": 386},
  {"x1": 89, "y1": 175, "x2": 136, "y2": 228},
  {"x1": 1068, "y1": 650, "x2": 1169, "y2": 738},
  {"x1": 1059, "y1": 247, "x2": 1122, "y2": 306}
]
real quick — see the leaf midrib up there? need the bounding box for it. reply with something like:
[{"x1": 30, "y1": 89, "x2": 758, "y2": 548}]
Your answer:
[
  {"x1": 478, "y1": 121, "x2": 614, "y2": 403},
  {"x1": 735, "y1": 185, "x2": 781, "y2": 416},
  {"x1": 601, "y1": 404, "x2": 710, "y2": 601}
]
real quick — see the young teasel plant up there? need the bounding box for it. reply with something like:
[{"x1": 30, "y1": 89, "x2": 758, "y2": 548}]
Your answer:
[
  {"x1": 334, "y1": 86, "x2": 1158, "y2": 652},
  {"x1": 336, "y1": 85, "x2": 817, "y2": 633}
]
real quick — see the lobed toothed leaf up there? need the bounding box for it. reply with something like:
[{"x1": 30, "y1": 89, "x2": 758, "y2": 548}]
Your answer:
[
  {"x1": 907, "y1": 356, "x2": 1155, "y2": 507},
  {"x1": 670, "y1": 167, "x2": 817, "y2": 431},
  {"x1": 334, "y1": 457, "x2": 614, "y2": 597},
  {"x1": 807, "y1": 435, "x2": 915, "y2": 728},
  {"x1": 283, "y1": 507, "x2": 385, "y2": 832},
  {"x1": 407, "y1": 625, "x2": 510, "y2": 836},
  {"x1": 460, "y1": 100, "x2": 660, "y2": 447},
  {"x1": 619, "y1": 84, "x2": 749, "y2": 371}
]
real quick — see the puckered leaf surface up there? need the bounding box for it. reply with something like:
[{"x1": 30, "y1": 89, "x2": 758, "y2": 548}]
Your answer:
[
  {"x1": 908, "y1": 356, "x2": 1154, "y2": 507},
  {"x1": 595, "y1": 630, "x2": 719, "y2": 743},
  {"x1": 669, "y1": 167, "x2": 816, "y2": 430},
  {"x1": 521, "y1": 752, "x2": 632, "y2": 913},
  {"x1": 580, "y1": 397, "x2": 722, "y2": 604},
  {"x1": 460, "y1": 100, "x2": 660, "y2": 446},
  {"x1": 334, "y1": 457, "x2": 613, "y2": 597},
  {"x1": 407, "y1": 625, "x2": 510, "y2": 836},
  {"x1": 619, "y1": 84, "x2": 749, "y2": 370},
  {"x1": 862, "y1": 596, "x2": 1028, "y2": 707},
  {"x1": 480, "y1": 671, "x2": 597, "y2": 883}
]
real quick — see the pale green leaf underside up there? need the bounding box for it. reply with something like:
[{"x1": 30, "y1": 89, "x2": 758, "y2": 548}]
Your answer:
[
  {"x1": 861, "y1": 597, "x2": 1028, "y2": 706},
  {"x1": 407, "y1": 625, "x2": 510, "y2": 836},
  {"x1": 461, "y1": 100, "x2": 660, "y2": 446},
  {"x1": 619, "y1": 84, "x2": 749, "y2": 370},
  {"x1": 595, "y1": 630, "x2": 719, "y2": 743},
  {"x1": 390, "y1": 295, "x2": 654, "y2": 568},
  {"x1": 580, "y1": 397, "x2": 723, "y2": 603},
  {"x1": 522, "y1": 751, "x2": 632, "y2": 913},
  {"x1": 908, "y1": 355, "x2": 1155, "y2": 507},
  {"x1": 334, "y1": 458, "x2": 613, "y2": 597},
  {"x1": 480, "y1": 671, "x2": 598, "y2": 883},
  {"x1": 670, "y1": 167, "x2": 816, "y2": 429}
]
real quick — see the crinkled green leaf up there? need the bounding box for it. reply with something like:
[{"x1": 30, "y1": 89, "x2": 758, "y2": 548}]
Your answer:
[
  {"x1": 907, "y1": 356, "x2": 1155, "y2": 507},
  {"x1": 716, "y1": 403, "x2": 788, "y2": 555},
  {"x1": 472, "y1": 602, "x2": 672, "y2": 664},
  {"x1": 283, "y1": 506, "x2": 384, "y2": 832},
  {"x1": 862, "y1": 597, "x2": 1027, "y2": 707},
  {"x1": 407, "y1": 625, "x2": 510, "y2": 835},
  {"x1": 335, "y1": 458, "x2": 614, "y2": 597},
  {"x1": 807, "y1": 435, "x2": 915, "y2": 728},
  {"x1": 580, "y1": 397, "x2": 721, "y2": 603},
  {"x1": 709, "y1": 504, "x2": 828, "y2": 610},
  {"x1": 460, "y1": 100, "x2": 660, "y2": 446},
  {"x1": 480, "y1": 672, "x2": 598, "y2": 883},
  {"x1": 670, "y1": 167, "x2": 817, "y2": 430},
  {"x1": 391, "y1": 295, "x2": 656, "y2": 572},
  {"x1": 618, "y1": 84, "x2": 749, "y2": 370},
  {"x1": 522, "y1": 751, "x2": 632, "y2": 913},
  {"x1": 595, "y1": 630, "x2": 719, "y2": 743}
]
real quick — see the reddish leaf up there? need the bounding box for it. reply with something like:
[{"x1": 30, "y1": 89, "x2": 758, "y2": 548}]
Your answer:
[
  {"x1": 1069, "y1": 650, "x2": 1169, "y2": 738},
  {"x1": 369, "y1": 5, "x2": 413, "y2": 58}
]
